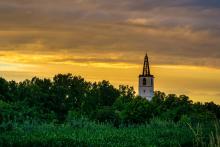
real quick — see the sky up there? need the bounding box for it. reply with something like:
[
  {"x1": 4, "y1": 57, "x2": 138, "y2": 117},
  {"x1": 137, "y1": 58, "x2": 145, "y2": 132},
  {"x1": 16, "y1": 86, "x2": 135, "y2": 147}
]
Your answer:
[{"x1": 0, "y1": 0, "x2": 220, "y2": 103}]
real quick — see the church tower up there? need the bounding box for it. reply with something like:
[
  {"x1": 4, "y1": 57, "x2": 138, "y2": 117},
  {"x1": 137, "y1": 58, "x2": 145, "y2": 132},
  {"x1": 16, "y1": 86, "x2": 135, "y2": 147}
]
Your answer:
[{"x1": 139, "y1": 53, "x2": 154, "y2": 100}]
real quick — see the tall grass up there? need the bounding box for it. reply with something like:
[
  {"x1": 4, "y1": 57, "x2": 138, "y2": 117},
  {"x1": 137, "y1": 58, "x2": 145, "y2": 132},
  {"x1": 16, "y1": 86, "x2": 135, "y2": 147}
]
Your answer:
[
  {"x1": 208, "y1": 123, "x2": 220, "y2": 147},
  {"x1": 0, "y1": 118, "x2": 218, "y2": 147},
  {"x1": 186, "y1": 121, "x2": 220, "y2": 147}
]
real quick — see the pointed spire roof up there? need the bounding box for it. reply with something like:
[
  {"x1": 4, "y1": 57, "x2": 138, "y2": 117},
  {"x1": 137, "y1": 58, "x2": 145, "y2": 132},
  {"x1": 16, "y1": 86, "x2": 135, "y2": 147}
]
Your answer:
[{"x1": 140, "y1": 52, "x2": 153, "y2": 77}]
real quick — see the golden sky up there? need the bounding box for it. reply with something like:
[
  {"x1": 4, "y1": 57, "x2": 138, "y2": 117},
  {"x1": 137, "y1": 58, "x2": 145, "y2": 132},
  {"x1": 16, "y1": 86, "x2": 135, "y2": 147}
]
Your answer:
[{"x1": 0, "y1": 0, "x2": 220, "y2": 103}]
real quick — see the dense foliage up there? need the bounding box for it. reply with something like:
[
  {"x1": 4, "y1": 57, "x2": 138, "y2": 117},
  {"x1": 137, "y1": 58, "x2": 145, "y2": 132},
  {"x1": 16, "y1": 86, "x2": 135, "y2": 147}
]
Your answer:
[{"x1": 0, "y1": 74, "x2": 220, "y2": 146}]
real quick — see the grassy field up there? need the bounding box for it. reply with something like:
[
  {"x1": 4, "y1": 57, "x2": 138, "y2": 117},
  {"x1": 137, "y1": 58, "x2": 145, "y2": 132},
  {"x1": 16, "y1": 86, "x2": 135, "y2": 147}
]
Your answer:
[{"x1": 0, "y1": 118, "x2": 219, "y2": 147}]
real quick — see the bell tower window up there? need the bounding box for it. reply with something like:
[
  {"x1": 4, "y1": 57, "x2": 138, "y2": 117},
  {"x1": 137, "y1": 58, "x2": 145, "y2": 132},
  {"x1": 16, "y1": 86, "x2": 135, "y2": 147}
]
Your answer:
[{"x1": 143, "y1": 78, "x2": 146, "y2": 85}]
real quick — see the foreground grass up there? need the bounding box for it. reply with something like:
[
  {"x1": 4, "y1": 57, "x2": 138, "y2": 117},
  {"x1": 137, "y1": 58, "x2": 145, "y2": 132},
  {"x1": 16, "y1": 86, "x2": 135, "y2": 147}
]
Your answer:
[{"x1": 0, "y1": 118, "x2": 219, "y2": 147}]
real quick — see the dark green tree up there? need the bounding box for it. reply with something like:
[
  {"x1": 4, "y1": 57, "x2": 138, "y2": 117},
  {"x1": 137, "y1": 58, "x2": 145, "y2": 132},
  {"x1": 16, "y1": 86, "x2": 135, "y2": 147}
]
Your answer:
[{"x1": 0, "y1": 78, "x2": 9, "y2": 102}]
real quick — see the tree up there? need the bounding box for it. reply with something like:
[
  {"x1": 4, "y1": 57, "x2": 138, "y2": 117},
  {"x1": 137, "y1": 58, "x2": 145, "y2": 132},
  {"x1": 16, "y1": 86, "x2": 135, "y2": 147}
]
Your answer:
[
  {"x1": 120, "y1": 96, "x2": 152, "y2": 124},
  {"x1": 51, "y1": 74, "x2": 73, "y2": 121},
  {"x1": 0, "y1": 77, "x2": 9, "y2": 102},
  {"x1": 28, "y1": 77, "x2": 52, "y2": 112},
  {"x1": 8, "y1": 81, "x2": 18, "y2": 102},
  {"x1": 96, "y1": 80, "x2": 120, "y2": 106},
  {"x1": 67, "y1": 76, "x2": 90, "y2": 110},
  {"x1": 119, "y1": 85, "x2": 135, "y2": 102}
]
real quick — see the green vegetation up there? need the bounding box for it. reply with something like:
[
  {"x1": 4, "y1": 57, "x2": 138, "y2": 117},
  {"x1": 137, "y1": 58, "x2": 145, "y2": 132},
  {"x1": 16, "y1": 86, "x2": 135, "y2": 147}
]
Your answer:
[{"x1": 0, "y1": 74, "x2": 220, "y2": 146}]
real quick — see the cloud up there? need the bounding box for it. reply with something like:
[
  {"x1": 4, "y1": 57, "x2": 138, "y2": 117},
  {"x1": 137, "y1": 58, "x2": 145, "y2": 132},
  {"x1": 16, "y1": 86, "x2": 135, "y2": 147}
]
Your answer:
[
  {"x1": 126, "y1": 18, "x2": 158, "y2": 26},
  {"x1": 0, "y1": 0, "x2": 220, "y2": 69}
]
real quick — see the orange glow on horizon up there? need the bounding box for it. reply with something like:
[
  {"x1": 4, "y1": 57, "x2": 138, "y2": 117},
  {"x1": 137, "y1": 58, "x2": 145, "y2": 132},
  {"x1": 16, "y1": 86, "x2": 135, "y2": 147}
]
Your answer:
[{"x1": 1, "y1": 51, "x2": 220, "y2": 104}]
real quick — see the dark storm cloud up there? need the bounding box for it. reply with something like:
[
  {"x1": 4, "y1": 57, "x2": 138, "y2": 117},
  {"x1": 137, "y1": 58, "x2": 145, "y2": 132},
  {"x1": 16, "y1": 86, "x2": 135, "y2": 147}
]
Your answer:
[{"x1": 0, "y1": 0, "x2": 220, "y2": 68}]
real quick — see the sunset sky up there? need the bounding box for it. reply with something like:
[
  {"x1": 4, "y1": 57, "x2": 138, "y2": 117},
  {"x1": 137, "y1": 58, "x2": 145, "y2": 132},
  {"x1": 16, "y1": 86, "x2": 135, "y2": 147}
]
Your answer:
[{"x1": 0, "y1": 0, "x2": 220, "y2": 103}]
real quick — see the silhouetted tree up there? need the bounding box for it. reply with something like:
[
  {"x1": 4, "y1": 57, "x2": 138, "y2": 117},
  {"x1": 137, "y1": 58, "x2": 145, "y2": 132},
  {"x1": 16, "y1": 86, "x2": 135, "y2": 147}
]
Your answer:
[{"x1": 0, "y1": 74, "x2": 220, "y2": 125}]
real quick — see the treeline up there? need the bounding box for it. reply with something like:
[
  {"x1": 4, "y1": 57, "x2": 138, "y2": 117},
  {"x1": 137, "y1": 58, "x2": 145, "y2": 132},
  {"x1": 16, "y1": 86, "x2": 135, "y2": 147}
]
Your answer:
[{"x1": 0, "y1": 73, "x2": 220, "y2": 126}]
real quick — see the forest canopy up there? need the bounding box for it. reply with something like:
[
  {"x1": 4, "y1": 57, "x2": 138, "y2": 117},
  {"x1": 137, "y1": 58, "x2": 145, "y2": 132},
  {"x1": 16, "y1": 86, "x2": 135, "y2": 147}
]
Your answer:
[{"x1": 0, "y1": 73, "x2": 219, "y2": 125}]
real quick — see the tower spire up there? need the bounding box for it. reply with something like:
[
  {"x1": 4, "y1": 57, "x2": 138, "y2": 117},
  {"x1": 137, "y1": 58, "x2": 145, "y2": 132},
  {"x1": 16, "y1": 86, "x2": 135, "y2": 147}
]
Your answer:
[
  {"x1": 139, "y1": 52, "x2": 154, "y2": 100},
  {"x1": 142, "y1": 53, "x2": 151, "y2": 76}
]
